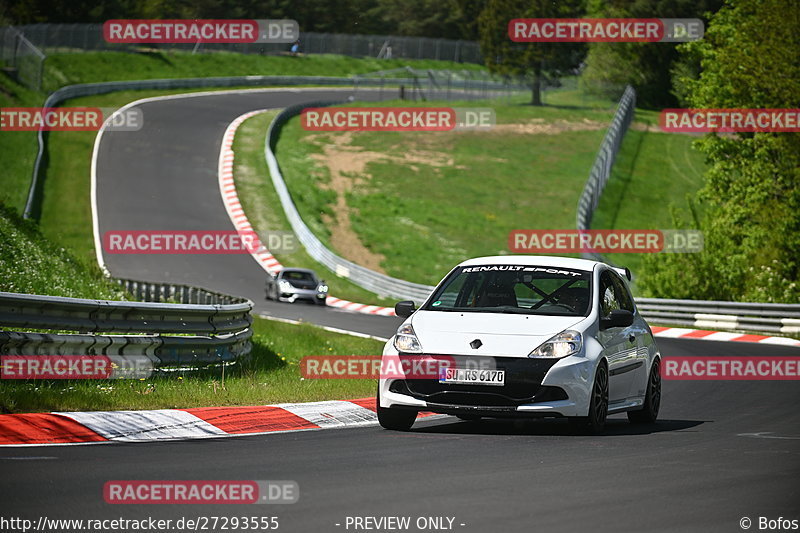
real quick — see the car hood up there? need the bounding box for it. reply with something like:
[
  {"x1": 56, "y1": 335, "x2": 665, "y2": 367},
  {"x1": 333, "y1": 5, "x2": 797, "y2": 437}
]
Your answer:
[{"x1": 410, "y1": 310, "x2": 584, "y2": 357}]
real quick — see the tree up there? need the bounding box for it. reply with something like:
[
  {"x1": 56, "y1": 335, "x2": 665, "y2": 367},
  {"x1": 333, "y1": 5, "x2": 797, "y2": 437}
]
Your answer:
[
  {"x1": 639, "y1": 0, "x2": 800, "y2": 303},
  {"x1": 478, "y1": 0, "x2": 586, "y2": 105},
  {"x1": 364, "y1": 0, "x2": 481, "y2": 39},
  {"x1": 580, "y1": 0, "x2": 723, "y2": 108}
]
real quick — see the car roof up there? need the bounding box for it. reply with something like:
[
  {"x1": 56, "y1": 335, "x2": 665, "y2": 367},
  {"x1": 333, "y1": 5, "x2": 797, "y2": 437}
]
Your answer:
[
  {"x1": 278, "y1": 268, "x2": 317, "y2": 275},
  {"x1": 457, "y1": 255, "x2": 601, "y2": 271}
]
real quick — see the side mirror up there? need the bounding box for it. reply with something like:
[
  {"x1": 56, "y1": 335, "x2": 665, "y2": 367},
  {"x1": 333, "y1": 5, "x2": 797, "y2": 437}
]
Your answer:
[
  {"x1": 395, "y1": 300, "x2": 416, "y2": 318},
  {"x1": 600, "y1": 309, "x2": 634, "y2": 330}
]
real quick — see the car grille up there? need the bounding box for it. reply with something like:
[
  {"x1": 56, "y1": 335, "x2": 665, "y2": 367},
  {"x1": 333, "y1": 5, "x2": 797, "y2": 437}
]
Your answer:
[{"x1": 394, "y1": 355, "x2": 565, "y2": 407}]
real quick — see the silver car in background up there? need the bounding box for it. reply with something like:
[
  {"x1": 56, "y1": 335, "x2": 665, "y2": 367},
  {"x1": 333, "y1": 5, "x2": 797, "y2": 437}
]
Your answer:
[{"x1": 266, "y1": 268, "x2": 328, "y2": 306}]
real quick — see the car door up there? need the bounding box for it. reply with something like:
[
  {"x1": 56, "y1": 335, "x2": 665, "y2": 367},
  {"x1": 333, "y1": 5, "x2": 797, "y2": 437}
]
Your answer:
[
  {"x1": 596, "y1": 270, "x2": 637, "y2": 403},
  {"x1": 265, "y1": 272, "x2": 274, "y2": 297},
  {"x1": 610, "y1": 272, "x2": 649, "y2": 399}
]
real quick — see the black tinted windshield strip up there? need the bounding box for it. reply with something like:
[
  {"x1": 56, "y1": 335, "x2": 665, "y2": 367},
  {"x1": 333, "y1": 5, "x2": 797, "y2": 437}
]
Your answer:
[{"x1": 423, "y1": 265, "x2": 593, "y2": 317}]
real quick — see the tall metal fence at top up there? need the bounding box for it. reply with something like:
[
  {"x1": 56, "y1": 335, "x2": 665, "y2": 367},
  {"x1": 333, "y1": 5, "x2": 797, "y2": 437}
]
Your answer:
[
  {"x1": 6, "y1": 24, "x2": 482, "y2": 64},
  {"x1": 352, "y1": 67, "x2": 526, "y2": 102},
  {"x1": 0, "y1": 27, "x2": 46, "y2": 90},
  {"x1": 575, "y1": 84, "x2": 636, "y2": 260}
]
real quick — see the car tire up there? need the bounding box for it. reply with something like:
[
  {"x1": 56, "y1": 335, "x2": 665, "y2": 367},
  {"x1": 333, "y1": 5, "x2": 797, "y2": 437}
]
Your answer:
[
  {"x1": 569, "y1": 362, "x2": 608, "y2": 434},
  {"x1": 266, "y1": 287, "x2": 273, "y2": 301},
  {"x1": 628, "y1": 358, "x2": 661, "y2": 424},
  {"x1": 316, "y1": 298, "x2": 327, "y2": 306},
  {"x1": 377, "y1": 404, "x2": 416, "y2": 431}
]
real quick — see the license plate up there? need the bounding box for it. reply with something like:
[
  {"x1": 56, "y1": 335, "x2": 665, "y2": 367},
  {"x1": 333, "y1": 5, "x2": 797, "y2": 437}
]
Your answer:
[{"x1": 438, "y1": 368, "x2": 505, "y2": 386}]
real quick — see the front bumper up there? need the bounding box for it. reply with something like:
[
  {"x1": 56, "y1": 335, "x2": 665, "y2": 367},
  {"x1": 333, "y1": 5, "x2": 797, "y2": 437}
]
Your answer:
[
  {"x1": 378, "y1": 353, "x2": 594, "y2": 418},
  {"x1": 278, "y1": 287, "x2": 327, "y2": 303}
]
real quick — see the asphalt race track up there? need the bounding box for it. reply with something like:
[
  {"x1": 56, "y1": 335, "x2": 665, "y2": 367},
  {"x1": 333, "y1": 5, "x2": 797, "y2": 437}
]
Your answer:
[
  {"x1": 3, "y1": 89, "x2": 796, "y2": 533},
  {"x1": 94, "y1": 88, "x2": 402, "y2": 338},
  {"x1": 2, "y1": 338, "x2": 799, "y2": 532}
]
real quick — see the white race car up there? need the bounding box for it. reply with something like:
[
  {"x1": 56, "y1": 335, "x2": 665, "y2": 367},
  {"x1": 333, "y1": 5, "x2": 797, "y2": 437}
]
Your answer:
[{"x1": 377, "y1": 256, "x2": 661, "y2": 433}]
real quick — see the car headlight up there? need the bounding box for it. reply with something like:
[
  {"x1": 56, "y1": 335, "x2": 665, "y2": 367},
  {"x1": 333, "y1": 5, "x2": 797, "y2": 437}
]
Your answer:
[
  {"x1": 393, "y1": 324, "x2": 423, "y2": 353},
  {"x1": 528, "y1": 330, "x2": 583, "y2": 358},
  {"x1": 278, "y1": 280, "x2": 293, "y2": 292},
  {"x1": 318, "y1": 284, "x2": 329, "y2": 293}
]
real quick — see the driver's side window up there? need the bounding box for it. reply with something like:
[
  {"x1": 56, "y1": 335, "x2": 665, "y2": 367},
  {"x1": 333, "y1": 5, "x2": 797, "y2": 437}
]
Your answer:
[{"x1": 599, "y1": 272, "x2": 621, "y2": 318}]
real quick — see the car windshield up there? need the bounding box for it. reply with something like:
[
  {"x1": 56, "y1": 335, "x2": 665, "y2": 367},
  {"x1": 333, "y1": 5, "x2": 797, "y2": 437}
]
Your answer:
[
  {"x1": 282, "y1": 271, "x2": 315, "y2": 282},
  {"x1": 423, "y1": 265, "x2": 592, "y2": 316}
]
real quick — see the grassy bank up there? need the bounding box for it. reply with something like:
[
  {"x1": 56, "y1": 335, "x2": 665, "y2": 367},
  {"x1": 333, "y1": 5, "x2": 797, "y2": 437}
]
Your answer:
[
  {"x1": 0, "y1": 202, "x2": 125, "y2": 298},
  {"x1": 273, "y1": 95, "x2": 616, "y2": 286},
  {"x1": 42, "y1": 51, "x2": 485, "y2": 93},
  {"x1": 232, "y1": 111, "x2": 397, "y2": 307},
  {"x1": 0, "y1": 76, "x2": 43, "y2": 213},
  {"x1": 0, "y1": 316, "x2": 383, "y2": 413},
  {"x1": 591, "y1": 120, "x2": 707, "y2": 278},
  {"x1": 266, "y1": 94, "x2": 705, "y2": 291}
]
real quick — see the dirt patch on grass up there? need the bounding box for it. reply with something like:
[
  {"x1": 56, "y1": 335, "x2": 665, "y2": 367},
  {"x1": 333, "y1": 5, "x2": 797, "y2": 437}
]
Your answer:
[
  {"x1": 300, "y1": 118, "x2": 608, "y2": 271},
  {"x1": 305, "y1": 132, "x2": 456, "y2": 273},
  {"x1": 489, "y1": 118, "x2": 607, "y2": 135}
]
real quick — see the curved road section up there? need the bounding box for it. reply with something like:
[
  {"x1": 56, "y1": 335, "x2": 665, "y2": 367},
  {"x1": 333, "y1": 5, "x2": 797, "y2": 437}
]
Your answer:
[
  {"x1": 94, "y1": 88, "x2": 402, "y2": 338},
  {"x1": 74, "y1": 87, "x2": 800, "y2": 532}
]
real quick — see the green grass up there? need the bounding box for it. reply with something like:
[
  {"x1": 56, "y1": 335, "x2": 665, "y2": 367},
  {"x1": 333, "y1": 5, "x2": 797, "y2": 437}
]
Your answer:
[
  {"x1": 0, "y1": 316, "x2": 383, "y2": 413},
  {"x1": 266, "y1": 90, "x2": 705, "y2": 293},
  {"x1": 0, "y1": 75, "x2": 44, "y2": 213},
  {"x1": 232, "y1": 111, "x2": 397, "y2": 307},
  {"x1": 0, "y1": 202, "x2": 125, "y2": 298},
  {"x1": 591, "y1": 111, "x2": 707, "y2": 282},
  {"x1": 275, "y1": 95, "x2": 618, "y2": 286},
  {"x1": 42, "y1": 51, "x2": 486, "y2": 94}
]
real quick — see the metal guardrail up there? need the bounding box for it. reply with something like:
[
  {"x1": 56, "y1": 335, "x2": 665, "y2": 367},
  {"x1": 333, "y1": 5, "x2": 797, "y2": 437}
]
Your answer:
[
  {"x1": 575, "y1": 85, "x2": 637, "y2": 261},
  {"x1": 0, "y1": 281, "x2": 254, "y2": 368},
  {"x1": 352, "y1": 67, "x2": 527, "y2": 101},
  {"x1": 636, "y1": 298, "x2": 800, "y2": 335},
  {"x1": 114, "y1": 277, "x2": 248, "y2": 305}
]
